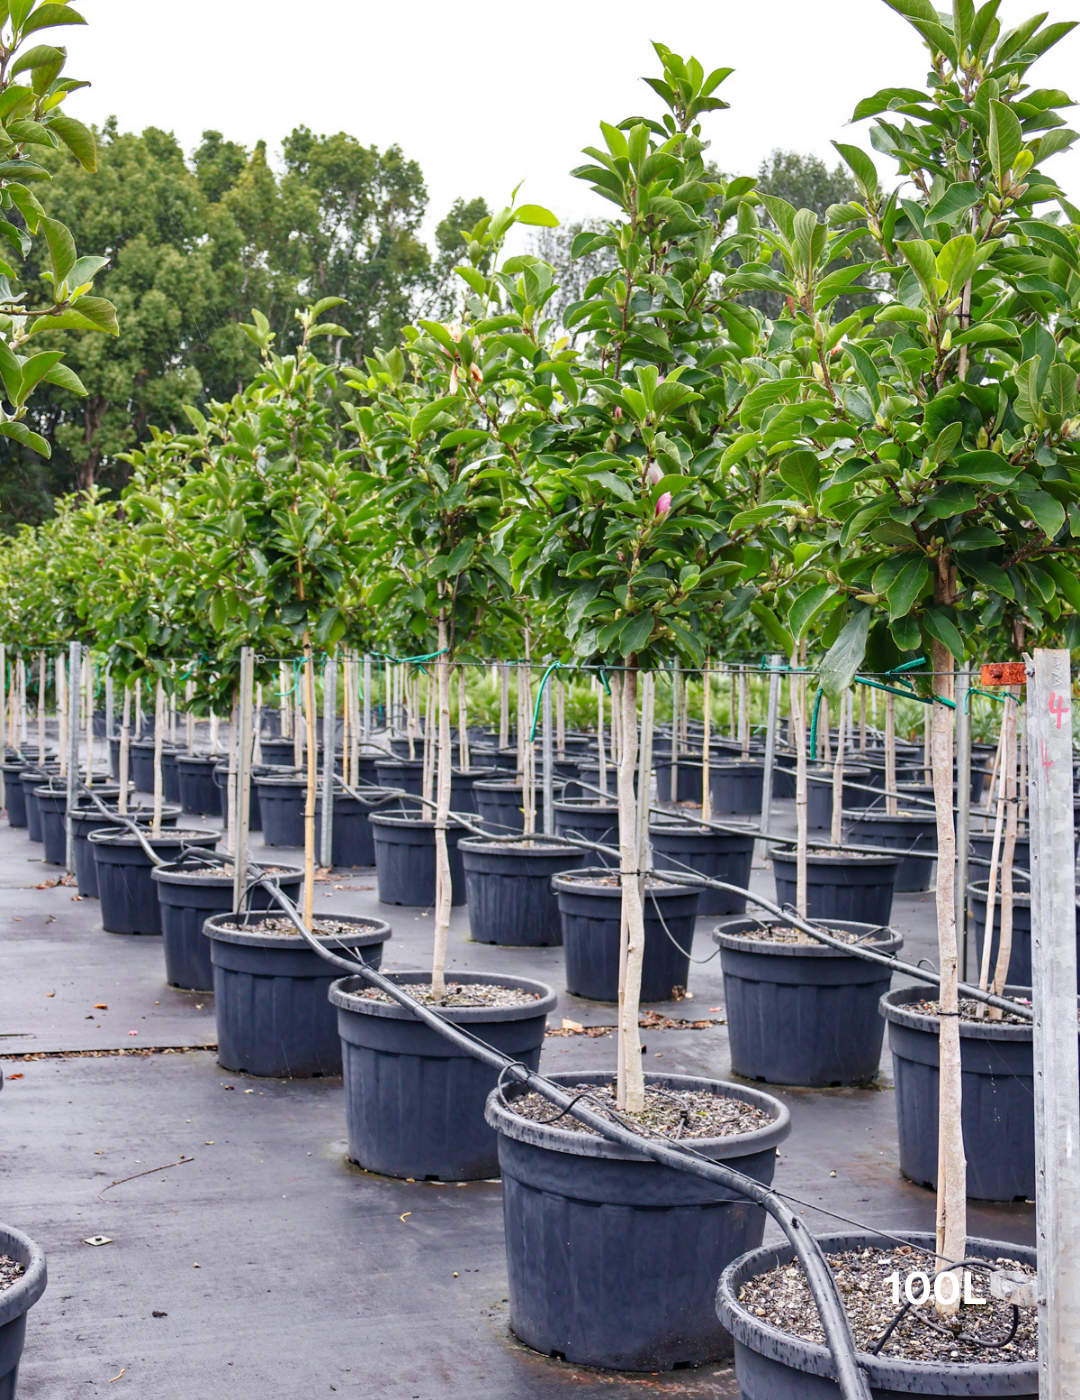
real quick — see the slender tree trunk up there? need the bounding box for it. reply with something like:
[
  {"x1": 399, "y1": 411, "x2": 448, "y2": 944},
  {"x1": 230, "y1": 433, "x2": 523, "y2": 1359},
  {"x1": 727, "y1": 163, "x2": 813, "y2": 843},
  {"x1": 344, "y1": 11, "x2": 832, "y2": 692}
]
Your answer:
[
  {"x1": 57, "y1": 654, "x2": 67, "y2": 777},
  {"x1": 302, "y1": 637, "x2": 317, "y2": 926},
  {"x1": 499, "y1": 662, "x2": 510, "y2": 751},
  {"x1": 859, "y1": 686, "x2": 866, "y2": 753},
  {"x1": 556, "y1": 677, "x2": 565, "y2": 757},
  {"x1": 431, "y1": 615, "x2": 452, "y2": 999},
  {"x1": 185, "y1": 680, "x2": 195, "y2": 753},
  {"x1": 820, "y1": 696, "x2": 830, "y2": 766},
  {"x1": 977, "y1": 700, "x2": 1011, "y2": 1004},
  {"x1": 791, "y1": 657, "x2": 808, "y2": 917},
  {"x1": 831, "y1": 687, "x2": 846, "y2": 847},
  {"x1": 885, "y1": 692, "x2": 897, "y2": 818},
  {"x1": 84, "y1": 653, "x2": 93, "y2": 783},
  {"x1": 37, "y1": 651, "x2": 45, "y2": 761},
  {"x1": 422, "y1": 666, "x2": 435, "y2": 806},
  {"x1": 152, "y1": 678, "x2": 165, "y2": 838},
  {"x1": 457, "y1": 667, "x2": 470, "y2": 772},
  {"x1": 990, "y1": 688, "x2": 1020, "y2": 1012},
  {"x1": 739, "y1": 668, "x2": 750, "y2": 759},
  {"x1": 729, "y1": 665, "x2": 737, "y2": 739},
  {"x1": 930, "y1": 637, "x2": 965, "y2": 1314},
  {"x1": 701, "y1": 660, "x2": 712, "y2": 823},
  {"x1": 118, "y1": 687, "x2": 130, "y2": 815},
  {"x1": 596, "y1": 677, "x2": 607, "y2": 795},
  {"x1": 616, "y1": 667, "x2": 646, "y2": 1113},
  {"x1": 226, "y1": 691, "x2": 238, "y2": 856},
  {"x1": 280, "y1": 661, "x2": 290, "y2": 739}
]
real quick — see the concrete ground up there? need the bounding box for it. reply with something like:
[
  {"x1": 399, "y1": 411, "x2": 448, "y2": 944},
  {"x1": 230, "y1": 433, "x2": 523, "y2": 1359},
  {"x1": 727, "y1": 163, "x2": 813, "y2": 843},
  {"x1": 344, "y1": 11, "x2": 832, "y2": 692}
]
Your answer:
[{"x1": 0, "y1": 786, "x2": 1034, "y2": 1399}]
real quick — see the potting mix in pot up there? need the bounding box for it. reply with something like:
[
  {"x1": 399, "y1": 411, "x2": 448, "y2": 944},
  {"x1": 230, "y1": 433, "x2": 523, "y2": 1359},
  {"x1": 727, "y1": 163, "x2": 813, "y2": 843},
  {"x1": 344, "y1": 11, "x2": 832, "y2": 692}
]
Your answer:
[{"x1": 1, "y1": 0, "x2": 1078, "y2": 1393}]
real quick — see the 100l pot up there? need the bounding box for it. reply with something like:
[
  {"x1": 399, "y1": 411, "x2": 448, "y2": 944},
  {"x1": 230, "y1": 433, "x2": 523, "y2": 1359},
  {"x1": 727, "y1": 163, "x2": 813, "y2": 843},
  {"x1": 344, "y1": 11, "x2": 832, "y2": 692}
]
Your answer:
[
  {"x1": 369, "y1": 811, "x2": 467, "y2": 906},
  {"x1": 459, "y1": 838, "x2": 585, "y2": 945},
  {"x1": 0, "y1": 1221, "x2": 47, "y2": 1400},
  {"x1": 89, "y1": 827, "x2": 219, "y2": 935}
]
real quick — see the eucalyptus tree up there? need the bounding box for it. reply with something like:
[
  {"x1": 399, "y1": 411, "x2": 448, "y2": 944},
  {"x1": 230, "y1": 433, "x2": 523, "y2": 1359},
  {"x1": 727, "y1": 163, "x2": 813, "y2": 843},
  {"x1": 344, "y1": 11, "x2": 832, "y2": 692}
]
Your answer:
[{"x1": 727, "y1": 0, "x2": 1080, "y2": 1306}]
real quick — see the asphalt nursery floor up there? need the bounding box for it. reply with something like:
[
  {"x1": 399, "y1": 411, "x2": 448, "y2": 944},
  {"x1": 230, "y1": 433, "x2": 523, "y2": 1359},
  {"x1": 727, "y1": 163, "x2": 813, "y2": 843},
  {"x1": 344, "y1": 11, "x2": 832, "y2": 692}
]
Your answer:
[{"x1": 0, "y1": 799, "x2": 1034, "y2": 1400}]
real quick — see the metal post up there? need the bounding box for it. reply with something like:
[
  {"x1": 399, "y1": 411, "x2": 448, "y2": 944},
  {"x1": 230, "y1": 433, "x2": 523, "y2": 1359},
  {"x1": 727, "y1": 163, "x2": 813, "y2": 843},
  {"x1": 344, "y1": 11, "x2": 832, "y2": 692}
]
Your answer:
[
  {"x1": 105, "y1": 664, "x2": 114, "y2": 743},
  {"x1": 65, "y1": 640, "x2": 80, "y2": 872},
  {"x1": 362, "y1": 653, "x2": 372, "y2": 742},
  {"x1": 320, "y1": 656, "x2": 337, "y2": 867},
  {"x1": 1026, "y1": 648, "x2": 1080, "y2": 1393},
  {"x1": 954, "y1": 667, "x2": 971, "y2": 979},
  {"x1": 760, "y1": 654, "x2": 782, "y2": 841},
  {"x1": 0, "y1": 642, "x2": 5, "y2": 806},
  {"x1": 232, "y1": 648, "x2": 255, "y2": 912},
  {"x1": 542, "y1": 657, "x2": 554, "y2": 836},
  {"x1": 670, "y1": 660, "x2": 679, "y2": 805}
]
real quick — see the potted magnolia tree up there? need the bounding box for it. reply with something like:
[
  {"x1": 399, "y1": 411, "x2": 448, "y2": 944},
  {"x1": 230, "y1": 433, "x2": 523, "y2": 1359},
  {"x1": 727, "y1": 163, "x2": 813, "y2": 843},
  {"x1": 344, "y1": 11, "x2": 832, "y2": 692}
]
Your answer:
[{"x1": 721, "y1": 5, "x2": 1074, "y2": 1389}]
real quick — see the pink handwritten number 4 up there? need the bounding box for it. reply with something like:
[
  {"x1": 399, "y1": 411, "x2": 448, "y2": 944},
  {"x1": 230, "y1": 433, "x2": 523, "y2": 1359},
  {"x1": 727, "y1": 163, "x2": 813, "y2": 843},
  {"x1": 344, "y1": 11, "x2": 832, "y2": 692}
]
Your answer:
[{"x1": 1049, "y1": 693, "x2": 1069, "y2": 730}]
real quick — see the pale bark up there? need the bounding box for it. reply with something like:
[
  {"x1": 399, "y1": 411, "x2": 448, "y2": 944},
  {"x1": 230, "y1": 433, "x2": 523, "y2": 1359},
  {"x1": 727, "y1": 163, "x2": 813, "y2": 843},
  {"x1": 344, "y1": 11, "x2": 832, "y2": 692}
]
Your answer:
[
  {"x1": 859, "y1": 686, "x2": 867, "y2": 753},
  {"x1": 739, "y1": 668, "x2": 750, "y2": 759},
  {"x1": 152, "y1": 678, "x2": 165, "y2": 838},
  {"x1": 499, "y1": 662, "x2": 510, "y2": 750},
  {"x1": 520, "y1": 661, "x2": 535, "y2": 835},
  {"x1": 279, "y1": 661, "x2": 290, "y2": 739},
  {"x1": 831, "y1": 687, "x2": 846, "y2": 847},
  {"x1": 729, "y1": 665, "x2": 737, "y2": 739},
  {"x1": 820, "y1": 696, "x2": 830, "y2": 766},
  {"x1": 84, "y1": 653, "x2": 93, "y2": 783},
  {"x1": 931, "y1": 639, "x2": 965, "y2": 1314},
  {"x1": 431, "y1": 616, "x2": 452, "y2": 1000},
  {"x1": 405, "y1": 668, "x2": 417, "y2": 760},
  {"x1": 422, "y1": 666, "x2": 435, "y2": 806},
  {"x1": 226, "y1": 692, "x2": 238, "y2": 856},
  {"x1": 118, "y1": 687, "x2": 131, "y2": 815},
  {"x1": 596, "y1": 678, "x2": 607, "y2": 795},
  {"x1": 457, "y1": 667, "x2": 470, "y2": 772},
  {"x1": 616, "y1": 668, "x2": 646, "y2": 1113},
  {"x1": 885, "y1": 692, "x2": 897, "y2": 818},
  {"x1": 990, "y1": 689, "x2": 1020, "y2": 1013},
  {"x1": 556, "y1": 677, "x2": 565, "y2": 757},
  {"x1": 791, "y1": 659, "x2": 808, "y2": 917},
  {"x1": 701, "y1": 661, "x2": 712, "y2": 823},
  {"x1": 37, "y1": 651, "x2": 45, "y2": 761},
  {"x1": 57, "y1": 655, "x2": 67, "y2": 778},
  {"x1": 977, "y1": 700, "x2": 1011, "y2": 1007},
  {"x1": 185, "y1": 680, "x2": 195, "y2": 753},
  {"x1": 302, "y1": 639, "x2": 317, "y2": 926}
]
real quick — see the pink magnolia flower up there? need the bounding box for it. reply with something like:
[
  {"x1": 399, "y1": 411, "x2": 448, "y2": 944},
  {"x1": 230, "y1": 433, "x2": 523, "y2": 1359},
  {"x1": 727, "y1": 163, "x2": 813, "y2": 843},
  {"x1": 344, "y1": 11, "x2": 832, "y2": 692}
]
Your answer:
[
  {"x1": 655, "y1": 492, "x2": 672, "y2": 518},
  {"x1": 645, "y1": 463, "x2": 663, "y2": 487}
]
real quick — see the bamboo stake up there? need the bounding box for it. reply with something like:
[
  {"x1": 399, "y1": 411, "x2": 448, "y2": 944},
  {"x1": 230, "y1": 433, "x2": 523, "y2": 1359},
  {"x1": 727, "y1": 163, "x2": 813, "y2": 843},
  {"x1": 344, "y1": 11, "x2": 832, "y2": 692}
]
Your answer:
[
  {"x1": 37, "y1": 650, "x2": 45, "y2": 762},
  {"x1": 152, "y1": 677, "x2": 165, "y2": 838},
  {"x1": 616, "y1": 667, "x2": 646, "y2": 1113},
  {"x1": 457, "y1": 666, "x2": 470, "y2": 772},
  {"x1": 597, "y1": 676, "x2": 607, "y2": 795},
  {"x1": 885, "y1": 692, "x2": 897, "y2": 818},
  {"x1": 302, "y1": 638, "x2": 317, "y2": 927},
  {"x1": 830, "y1": 687, "x2": 846, "y2": 847},
  {"x1": 294, "y1": 664, "x2": 304, "y2": 770},
  {"x1": 701, "y1": 660, "x2": 712, "y2": 823},
  {"x1": 84, "y1": 651, "x2": 93, "y2": 783},
  {"x1": 118, "y1": 687, "x2": 131, "y2": 815},
  {"x1": 431, "y1": 616, "x2": 452, "y2": 999}
]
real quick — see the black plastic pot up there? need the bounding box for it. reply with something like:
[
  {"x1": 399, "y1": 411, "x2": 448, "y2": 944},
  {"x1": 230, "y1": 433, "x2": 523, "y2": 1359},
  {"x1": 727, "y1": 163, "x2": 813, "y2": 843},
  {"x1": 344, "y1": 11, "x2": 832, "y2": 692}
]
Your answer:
[
  {"x1": 714, "y1": 919, "x2": 902, "y2": 1086},
  {"x1": 772, "y1": 756, "x2": 796, "y2": 799},
  {"x1": 655, "y1": 752, "x2": 703, "y2": 804},
  {"x1": 176, "y1": 754, "x2": 221, "y2": 817},
  {"x1": 488, "y1": 1071, "x2": 790, "y2": 1370},
  {"x1": 206, "y1": 911, "x2": 390, "y2": 1077},
  {"x1": 717, "y1": 1229, "x2": 1037, "y2": 1398},
  {"x1": 69, "y1": 803, "x2": 182, "y2": 897},
  {"x1": 967, "y1": 880, "x2": 1079, "y2": 991},
  {"x1": 650, "y1": 820, "x2": 755, "y2": 916},
  {"x1": 151, "y1": 857, "x2": 304, "y2": 991},
  {"x1": 89, "y1": 827, "x2": 219, "y2": 935},
  {"x1": 314, "y1": 787, "x2": 402, "y2": 867},
  {"x1": 459, "y1": 838, "x2": 585, "y2": 945},
  {"x1": 129, "y1": 739, "x2": 161, "y2": 793},
  {"x1": 474, "y1": 779, "x2": 554, "y2": 836},
  {"x1": 708, "y1": 761, "x2": 765, "y2": 816},
  {"x1": 369, "y1": 811, "x2": 468, "y2": 906},
  {"x1": 259, "y1": 738, "x2": 296, "y2": 767},
  {"x1": 448, "y1": 766, "x2": 501, "y2": 815},
  {"x1": 805, "y1": 765, "x2": 875, "y2": 828},
  {"x1": 882, "y1": 984, "x2": 1076, "y2": 1201},
  {"x1": 19, "y1": 768, "x2": 52, "y2": 842},
  {"x1": 374, "y1": 757, "x2": 424, "y2": 794},
  {"x1": 35, "y1": 785, "x2": 122, "y2": 866},
  {"x1": 160, "y1": 748, "x2": 182, "y2": 804},
  {"x1": 570, "y1": 761, "x2": 620, "y2": 799},
  {"x1": 255, "y1": 774, "x2": 307, "y2": 847},
  {"x1": 970, "y1": 830, "x2": 1030, "y2": 872},
  {"x1": 0, "y1": 1220, "x2": 47, "y2": 1400},
  {"x1": 552, "y1": 868, "x2": 702, "y2": 1002},
  {"x1": 211, "y1": 761, "x2": 263, "y2": 831},
  {"x1": 2, "y1": 760, "x2": 27, "y2": 826},
  {"x1": 772, "y1": 849, "x2": 899, "y2": 925},
  {"x1": 842, "y1": 810, "x2": 937, "y2": 892},
  {"x1": 552, "y1": 797, "x2": 619, "y2": 852},
  {"x1": 331, "y1": 970, "x2": 555, "y2": 1180}
]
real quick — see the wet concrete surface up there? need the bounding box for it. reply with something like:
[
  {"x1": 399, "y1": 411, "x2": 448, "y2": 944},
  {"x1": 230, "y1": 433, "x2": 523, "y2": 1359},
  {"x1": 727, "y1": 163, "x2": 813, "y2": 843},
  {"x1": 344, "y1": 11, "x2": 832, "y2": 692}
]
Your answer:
[{"x1": 0, "y1": 788, "x2": 1034, "y2": 1398}]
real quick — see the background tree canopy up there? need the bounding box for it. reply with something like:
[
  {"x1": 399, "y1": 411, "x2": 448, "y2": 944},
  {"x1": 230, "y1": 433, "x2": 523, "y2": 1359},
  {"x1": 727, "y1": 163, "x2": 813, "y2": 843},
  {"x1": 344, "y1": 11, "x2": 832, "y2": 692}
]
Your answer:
[{"x1": 0, "y1": 124, "x2": 845, "y2": 527}]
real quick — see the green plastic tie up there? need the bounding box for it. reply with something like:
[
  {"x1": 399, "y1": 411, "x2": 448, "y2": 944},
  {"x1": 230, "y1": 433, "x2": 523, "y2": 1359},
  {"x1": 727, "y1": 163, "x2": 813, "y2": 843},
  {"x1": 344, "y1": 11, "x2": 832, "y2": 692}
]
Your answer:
[{"x1": 529, "y1": 660, "x2": 562, "y2": 743}]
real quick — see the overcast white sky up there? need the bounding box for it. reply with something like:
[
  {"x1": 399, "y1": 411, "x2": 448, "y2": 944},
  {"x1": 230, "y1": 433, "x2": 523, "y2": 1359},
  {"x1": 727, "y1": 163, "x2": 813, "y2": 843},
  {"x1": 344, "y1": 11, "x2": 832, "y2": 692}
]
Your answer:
[{"x1": 63, "y1": 0, "x2": 1080, "y2": 240}]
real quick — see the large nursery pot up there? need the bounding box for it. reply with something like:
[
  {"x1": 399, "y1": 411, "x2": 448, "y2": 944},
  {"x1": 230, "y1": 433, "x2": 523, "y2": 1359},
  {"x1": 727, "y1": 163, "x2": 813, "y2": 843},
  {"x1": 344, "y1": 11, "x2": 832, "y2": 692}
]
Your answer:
[
  {"x1": 175, "y1": 754, "x2": 221, "y2": 817},
  {"x1": 552, "y1": 796, "x2": 619, "y2": 850},
  {"x1": 129, "y1": 738, "x2": 167, "y2": 793},
  {"x1": 552, "y1": 868, "x2": 701, "y2": 1002},
  {"x1": 967, "y1": 880, "x2": 1079, "y2": 990},
  {"x1": 714, "y1": 919, "x2": 902, "y2": 1086},
  {"x1": 150, "y1": 857, "x2": 304, "y2": 992},
  {"x1": 2, "y1": 761, "x2": 27, "y2": 826},
  {"x1": 655, "y1": 751, "x2": 703, "y2": 804},
  {"x1": 650, "y1": 820, "x2": 755, "y2": 916},
  {"x1": 716, "y1": 1229, "x2": 1038, "y2": 1399},
  {"x1": 881, "y1": 983, "x2": 1077, "y2": 1201},
  {"x1": 447, "y1": 765, "x2": 501, "y2": 816},
  {"x1": 207, "y1": 911, "x2": 390, "y2": 1078},
  {"x1": 805, "y1": 765, "x2": 874, "y2": 829},
  {"x1": 19, "y1": 768, "x2": 55, "y2": 843},
  {"x1": 369, "y1": 810, "x2": 467, "y2": 906},
  {"x1": 160, "y1": 748, "x2": 181, "y2": 804},
  {"x1": 374, "y1": 757, "x2": 424, "y2": 794},
  {"x1": 255, "y1": 774, "x2": 307, "y2": 848},
  {"x1": 459, "y1": 838, "x2": 586, "y2": 946},
  {"x1": 258, "y1": 737, "x2": 295, "y2": 766},
  {"x1": 771, "y1": 848, "x2": 899, "y2": 926},
  {"x1": 88, "y1": 826, "x2": 219, "y2": 935},
  {"x1": 569, "y1": 761, "x2": 623, "y2": 799},
  {"x1": 314, "y1": 788, "x2": 401, "y2": 867},
  {"x1": 708, "y1": 761, "x2": 765, "y2": 816},
  {"x1": 969, "y1": 829, "x2": 1031, "y2": 872},
  {"x1": 842, "y1": 810, "x2": 937, "y2": 893},
  {"x1": 487, "y1": 1070, "x2": 790, "y2": 1371},
  {"x1": 0, "y1": 1220, "x2": 47, "y2": 1400},
  {"x1": 212, "y1": 761, "x2": 263, "y2": 831},
  {"x1": 330, "y1": 969, "x2": 556, "y2": 1181},
  {"x1": 35, "y1": 784, "x2": 122, "y2": 866},
  {"x1": 474, "y1": 779, "x2": 555, "y2": 836},
  {"x1": 69, "y1": 804, "x2": 181, "y2": 898}
]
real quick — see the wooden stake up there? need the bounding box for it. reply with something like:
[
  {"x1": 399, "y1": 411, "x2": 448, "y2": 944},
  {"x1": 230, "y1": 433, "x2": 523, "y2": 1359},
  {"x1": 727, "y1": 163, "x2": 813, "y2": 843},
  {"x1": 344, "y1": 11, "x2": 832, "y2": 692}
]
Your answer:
[
  {"x1": 431, "y1": 616, "x2": 452, "y2": 999},
  {"x1": 701, "y1": 661, "x2": 712, "y2": 823},
  {"x1": 233, "y1": 649, "x2": 254, "y2": 913},
  {"x1": 302, "y1": 638, "x2": 317, "y2": 927},
  {"x1": 616, "y1": 667, "x2": 646, "y2": 1113},
  {"x1": 791, "y1": 657, "x2": 808, "y2": 918},
  {"x1": 152, "y1": 677, "x2": 165, "y2": 838},
  {"x1": 118, "y1": 687, "x2": 131, "y2": 815},
  {"x1": 830, "y1": 687, "x2": 846, "y2": 847},
  {"x1": 885, "y1": 692, "x2": 897, "y2": 818}
]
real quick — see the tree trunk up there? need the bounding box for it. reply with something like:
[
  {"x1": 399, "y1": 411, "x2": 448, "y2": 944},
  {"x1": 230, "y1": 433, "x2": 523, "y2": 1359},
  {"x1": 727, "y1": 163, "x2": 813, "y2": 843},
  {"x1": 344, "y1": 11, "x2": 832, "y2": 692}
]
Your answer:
[
  {"x1": 701, "y1": 661, "x2": 712, "y2": 823},
  {"x1": 596, "y1": 676, "x2": 607, "y2": 795},
  {"x1": 556, "y1": 677, "x2": 565, "y2": 758},
  {"x1": 37, "y1": 651, "x2": 45, "y2": 762},
  {"x1": 280, "y1": 661, "x2": 291, "y2": 739},
  {"x1": 302, "y1": 638, "x2": 318, "y2": 927},
  {"x1": 57, "y1": 654, "x2": 67, "y2": 778},
  {"x1": 457, "y1": 667, "x2": 470, "y2": 772},
  {"x1": 616, "y1": 667, "x2": 646, "y2": 1113},
  {"x1": 84, "y1": 653, "x2": 93, "y2": 783},
  {"x1": 885, "y1": 691, "x2": 897, "y2": 818},
  {"x1": 990, "y1": 688, "x2": 1021, "y2": 1013},
  {"x1": 422, "y1": 666, "x2": 435, "y2": 806},
  {"x1": 499, "y1": 662, "x2": 510, "y2": 750},
  {"x1": 976, "y1": 699, "x2": 1011, "y2": 1005},
  {"x1": 830, "y1": 687, "x2": 846, "y2": 847},
  {"x1": 930, "y1": 638, "x2": 965, "y2": 1314},
  {"x1": 431, "y1": 615, "x2": 452, "y2": 1000},
  {"x1": 118, "y1": 687, "x2": 131, "y2": 815},
  {"x1": 791, "y1": 658, "x2": 808, "y2": 917},
  {"x1": 739, "y1": 668, "x2": 750, "y2": 759},
  {"x1": 152, "y1": 678, "x2": 165, "y2": 838}
]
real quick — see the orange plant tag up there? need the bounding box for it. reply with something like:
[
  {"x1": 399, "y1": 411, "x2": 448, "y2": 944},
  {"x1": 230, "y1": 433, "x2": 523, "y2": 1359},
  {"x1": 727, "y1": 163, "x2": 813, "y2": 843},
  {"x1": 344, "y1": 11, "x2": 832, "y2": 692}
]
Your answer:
[{"x1": 980, "y1": 662, "x2": 1027, "y2": 687}]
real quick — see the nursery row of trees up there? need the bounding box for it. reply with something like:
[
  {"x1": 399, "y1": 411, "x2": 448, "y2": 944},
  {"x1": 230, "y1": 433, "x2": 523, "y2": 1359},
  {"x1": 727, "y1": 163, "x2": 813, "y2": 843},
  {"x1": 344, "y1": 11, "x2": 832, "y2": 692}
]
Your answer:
[{"x1": 2, "y1": 0, "x2": 1080, "y2": 1305}]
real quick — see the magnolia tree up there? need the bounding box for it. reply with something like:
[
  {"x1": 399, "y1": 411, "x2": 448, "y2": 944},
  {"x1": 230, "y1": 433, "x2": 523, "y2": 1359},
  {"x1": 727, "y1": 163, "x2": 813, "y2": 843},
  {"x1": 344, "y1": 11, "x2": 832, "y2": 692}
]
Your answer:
[{"x1": 731, "y1": 0, "x2": 1080, "y2": 1306}]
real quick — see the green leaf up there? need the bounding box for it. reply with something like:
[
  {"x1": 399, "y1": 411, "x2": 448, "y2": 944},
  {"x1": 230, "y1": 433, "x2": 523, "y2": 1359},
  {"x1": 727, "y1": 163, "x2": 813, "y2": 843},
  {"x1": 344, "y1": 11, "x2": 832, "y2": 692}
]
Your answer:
[
  {"x1": 1043, "y1": 362, "x2": 1077, "y2": 419},
  {"x1": 788, "y1": 582, "x2": 836, "y2": 639},
  {"x1": 958, "y1": 555, "x2": 1014, "y2": 599},
  {"x1": 938, "y1": 452, "x2": 1021, "y2": 488},
  {"x1": 922, "y1": 606, "x2": 965, "y2": 660},
  {"x1": 924, "y1": 181, "x2": 980, "y2": 224},
  {"x1": 619, "y1": 610, "x2": 654, "y2": 658},
  {"x1": 1043, "y1": 556, "x2": 1080, "y2": 612},
  {"x1": 9, "y1": 43, "x2": 64, "y2": 77},
  {"x1": 20, "y1": 5, "x2": 87, "y2": 36},
  {"x1": 818, "y1": 607, "x2": 870, "y2": 703},
  {"x1": 777, "y1": 450, "x2": 820, "y2": 502},
  {"x1": 0, "y1": 419, "x2": 49, "y2": 457},
  {"x1": 45, "y1": 111, "x2": 95, "y2": 170},
  {"x1": 1016, "y1": 486, "x2": 1066, "y2": 539},
  {"x1": 0, "y1": 341, "x2": 22, "y2": 401},
  {"x1": 831, "y1": 141, "x2": 879, "y2": 197},
  {"x1": 989, "y1": 100, "x2": 1024, "y2": 186},
  {"x1": 884, "y1": 555, "x2": 930, "y2": 619},
  {"x1": 39, "y1": 214, "x2": 76, "y2": 285},
  {"x1": 514, "y1": 204, "x2": 559, "y2": 228},
  {"x1": 899, "y1": 239, "x2": 941, "y2": 301}
]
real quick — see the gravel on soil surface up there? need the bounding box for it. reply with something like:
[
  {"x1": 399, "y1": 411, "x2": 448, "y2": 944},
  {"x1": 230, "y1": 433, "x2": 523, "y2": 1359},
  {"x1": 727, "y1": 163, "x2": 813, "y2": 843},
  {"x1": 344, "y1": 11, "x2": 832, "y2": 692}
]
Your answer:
[
  {"x1": 738, "y1": 1246, "x2": 1036, "y2": 1363},
  {"x1": 357, "y1": 982, "x2": 541, "y2": 1008},
  {"x1": 906, "y1": 997, "x2": 1045, "y2": 1026},
  {"x1": 731, "y1": 923, "x2": 888, "y2": 946},
  {"x1": 558, "y1": 872, "x2": 678, "y2": 889},
  {"x1": 0, "y1": 1255, "x2": 24, "y2": 1292},
  {"x1": 509, "y1": 1081, "x2": 772, "y2": 1139},
  {"x1": 219, "y1": 916, "x2": 375, "y2": 940}
]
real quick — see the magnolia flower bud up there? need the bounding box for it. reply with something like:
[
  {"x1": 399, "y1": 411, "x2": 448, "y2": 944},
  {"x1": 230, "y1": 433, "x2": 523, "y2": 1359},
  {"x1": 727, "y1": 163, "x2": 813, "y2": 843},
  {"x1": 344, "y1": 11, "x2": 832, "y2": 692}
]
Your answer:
[
  {"x1": 646, "y1": 463, "x2": 664, "y2": 487},
  {"x1": 449, "y1": 366, "x2": 459, "y2": 394},
  {"x1": 614, "y1": 406, "x2": 623, "y2": 421},
  {"x1": 449, "y1": 323, "x2": 463, "y2": 343},
  {"x1": 655, "y1": 492, "x2": 672, "y2": 518}
]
